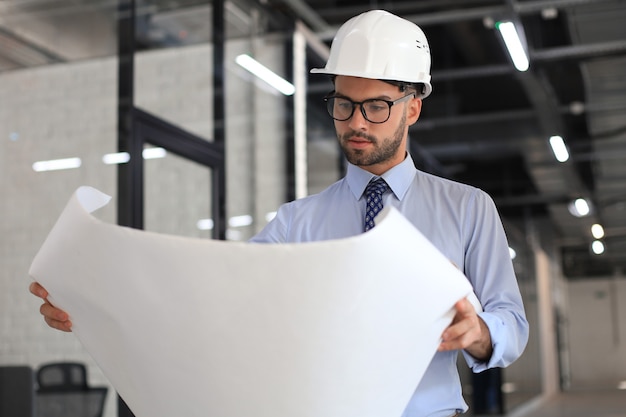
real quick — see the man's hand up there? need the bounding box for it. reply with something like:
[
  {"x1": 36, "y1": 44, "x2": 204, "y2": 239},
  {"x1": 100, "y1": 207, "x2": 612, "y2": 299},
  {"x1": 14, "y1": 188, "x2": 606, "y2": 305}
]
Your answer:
[
  {"x1": 438, "y1": 298, "x2": 492, "y2": 361},
  {"x1": 29, "y1": 282, "x2": 72, "y2": 332}
]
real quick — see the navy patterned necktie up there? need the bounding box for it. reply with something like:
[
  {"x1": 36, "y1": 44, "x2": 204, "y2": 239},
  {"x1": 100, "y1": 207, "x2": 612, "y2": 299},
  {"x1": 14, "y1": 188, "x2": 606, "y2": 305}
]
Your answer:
[{"x1": 363, "y1": 178, "x2": 389, "y2": 232}]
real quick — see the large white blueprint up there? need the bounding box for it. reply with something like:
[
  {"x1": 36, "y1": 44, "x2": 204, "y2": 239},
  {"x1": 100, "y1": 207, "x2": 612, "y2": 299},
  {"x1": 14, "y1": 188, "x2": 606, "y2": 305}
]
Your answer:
[{"x1": 29, "y1": 186, "x2": 475, "y2": 417}]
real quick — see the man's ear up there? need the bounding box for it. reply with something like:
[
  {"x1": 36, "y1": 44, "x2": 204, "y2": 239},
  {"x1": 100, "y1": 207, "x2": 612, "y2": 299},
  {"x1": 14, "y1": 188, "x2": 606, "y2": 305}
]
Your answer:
[{"x1": 407, "y1": 97, "x2": 422, "y2": 126}]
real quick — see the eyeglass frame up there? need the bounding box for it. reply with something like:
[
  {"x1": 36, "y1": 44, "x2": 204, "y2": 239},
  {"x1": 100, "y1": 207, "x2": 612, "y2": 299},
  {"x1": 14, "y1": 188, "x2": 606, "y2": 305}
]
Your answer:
[{"x1": 323, "y1": 92, "x2": 416, "y2": 124}]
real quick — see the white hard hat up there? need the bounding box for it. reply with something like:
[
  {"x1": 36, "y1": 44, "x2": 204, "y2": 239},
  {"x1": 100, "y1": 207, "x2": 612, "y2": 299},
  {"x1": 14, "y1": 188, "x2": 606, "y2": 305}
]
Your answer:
[{"x1": 311, "y1": 10, "x2": 432, "y2": 99}]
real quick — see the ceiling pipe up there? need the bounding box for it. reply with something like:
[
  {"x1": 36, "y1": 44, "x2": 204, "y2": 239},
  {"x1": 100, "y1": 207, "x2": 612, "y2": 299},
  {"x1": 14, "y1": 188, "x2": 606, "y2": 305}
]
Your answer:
[
  {"x1": 0, "y1": 26, "x2": 65, "y2": 66},
  {"x1": 280, "y1": 0, "x2": 330, "y2": 32},
  {"x1": 315, "y1": 0, "x2": 618, "y2": 40},
  {"x1": 532, "y1": 40, "x2": 626, "y2": 61},
  {"x1": 429, "y1": 40, "x2": 626, "y2": 82}
]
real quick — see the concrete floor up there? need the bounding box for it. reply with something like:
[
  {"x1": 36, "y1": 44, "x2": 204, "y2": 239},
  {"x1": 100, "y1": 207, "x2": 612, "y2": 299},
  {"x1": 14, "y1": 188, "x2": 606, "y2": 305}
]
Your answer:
[{"x1": 506, "y1": 389, "x2": 626, "y2": 417}]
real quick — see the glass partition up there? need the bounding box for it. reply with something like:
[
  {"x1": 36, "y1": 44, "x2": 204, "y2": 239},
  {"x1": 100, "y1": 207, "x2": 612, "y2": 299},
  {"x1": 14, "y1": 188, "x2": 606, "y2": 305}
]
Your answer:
[{"x1": 144, "y1": 145, "x2": 213, "y2": 238}]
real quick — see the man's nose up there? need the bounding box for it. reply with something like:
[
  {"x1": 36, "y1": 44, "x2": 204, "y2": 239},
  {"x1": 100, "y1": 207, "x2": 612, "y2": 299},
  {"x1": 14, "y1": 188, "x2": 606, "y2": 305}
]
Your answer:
[{"x1": 348, "y1": 104, "x2": 369, "y2": 129}]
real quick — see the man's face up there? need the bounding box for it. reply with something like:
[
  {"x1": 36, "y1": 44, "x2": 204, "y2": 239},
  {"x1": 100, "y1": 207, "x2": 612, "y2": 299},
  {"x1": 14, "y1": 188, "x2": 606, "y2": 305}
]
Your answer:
[{"x1": 333, "y1": 76, "x2": 422, "y2": 175}]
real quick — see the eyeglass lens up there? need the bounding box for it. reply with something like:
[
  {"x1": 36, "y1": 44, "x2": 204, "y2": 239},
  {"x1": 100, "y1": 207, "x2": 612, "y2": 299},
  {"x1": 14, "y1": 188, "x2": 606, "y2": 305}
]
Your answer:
[{"x1": 326, "y1": 97, "x2": 392, "y2": 123}]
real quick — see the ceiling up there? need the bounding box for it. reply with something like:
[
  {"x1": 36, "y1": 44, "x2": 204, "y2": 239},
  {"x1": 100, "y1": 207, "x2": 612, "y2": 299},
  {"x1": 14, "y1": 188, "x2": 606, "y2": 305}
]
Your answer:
[{"x1": 1, "y1": 0, "x2": 625, "y2": 278}]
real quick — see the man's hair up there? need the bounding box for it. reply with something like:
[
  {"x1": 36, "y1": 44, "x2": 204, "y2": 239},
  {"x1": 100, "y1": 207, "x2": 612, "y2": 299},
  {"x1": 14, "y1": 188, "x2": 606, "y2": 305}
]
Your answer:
[
  {"x1": 330, "y1": 75, "x2": 425, "y2": 96},
  {"x1": 382, "y1": 80, "x2": 425, "y2": 96}
]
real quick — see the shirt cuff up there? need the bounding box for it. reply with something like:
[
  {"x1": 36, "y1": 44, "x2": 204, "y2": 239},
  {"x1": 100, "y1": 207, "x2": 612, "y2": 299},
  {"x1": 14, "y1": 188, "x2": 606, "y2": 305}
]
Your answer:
[{"x1": 463, "y1": 311, "x2": 507, "y2": 372}]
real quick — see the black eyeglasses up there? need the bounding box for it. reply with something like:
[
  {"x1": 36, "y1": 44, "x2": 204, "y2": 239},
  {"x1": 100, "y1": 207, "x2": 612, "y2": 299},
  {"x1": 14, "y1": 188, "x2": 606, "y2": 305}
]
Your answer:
[{"x1": 323, "y1": 93, "x2": 415, "y2": 124}]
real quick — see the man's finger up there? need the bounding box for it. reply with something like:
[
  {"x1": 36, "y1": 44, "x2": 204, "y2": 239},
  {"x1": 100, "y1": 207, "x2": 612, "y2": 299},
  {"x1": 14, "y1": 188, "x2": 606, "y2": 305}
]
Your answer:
[
  {"x1": 29, "y1": 282, "x2": 48, "y2": 299},
  {"x1": 44, "y1": 316, "x2": 72, "y2": 332},
  {"x1": 455, "y1": 298, "x2": 475, "y2": 316},
  {"x1": 39, "y1": 302, "x2": 68, "y2": 321}
]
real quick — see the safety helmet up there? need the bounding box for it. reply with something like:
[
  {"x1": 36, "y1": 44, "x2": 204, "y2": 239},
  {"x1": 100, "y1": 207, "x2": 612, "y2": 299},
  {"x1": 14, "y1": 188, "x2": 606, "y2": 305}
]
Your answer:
[{"x1": 311, "y1": 10, "x2": 432, "y2": 98}]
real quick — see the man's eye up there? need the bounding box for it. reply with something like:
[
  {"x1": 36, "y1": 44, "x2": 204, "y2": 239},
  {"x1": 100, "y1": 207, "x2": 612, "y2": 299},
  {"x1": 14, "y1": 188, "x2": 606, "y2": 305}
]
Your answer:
[
  {"x1": 366, "y1": 102, "x2": 387, "y2": 112},
  {"x1": 337, "y1": 101, "x2": 352, "y2": 110}
]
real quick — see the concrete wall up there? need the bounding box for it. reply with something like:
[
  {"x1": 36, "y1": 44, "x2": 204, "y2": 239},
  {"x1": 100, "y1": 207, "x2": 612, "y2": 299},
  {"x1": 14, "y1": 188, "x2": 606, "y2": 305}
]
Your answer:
[
  {"x1": 567, "y1": 277, "x2": 626, "y2": 389},
  {"x1": 1, "y1": 57, "x2": 119, "y2": 416}
]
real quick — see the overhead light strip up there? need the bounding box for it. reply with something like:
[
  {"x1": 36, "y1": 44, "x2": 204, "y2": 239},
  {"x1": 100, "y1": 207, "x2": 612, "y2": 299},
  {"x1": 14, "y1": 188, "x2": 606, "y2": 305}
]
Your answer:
[
  {"x1": 228, "y1": 215, "x2": 253, "y2": 228},
  {"x1": 591, "y1": 240, "x2": 605, "y2": 255},
  {"x1": 235, "y1": 54, "x2": 295, "y2": 96},
  {"x1": 549, "y1": 135, "x2": 569, "y2": 162},
  {"x1": 496, "y1": 21, "x2": 529, "y2": 72},
  {"x1": 32, "y1": 157, "x2": 81, "y2": 172},
  {"x1": 142, "y1": 147, "x2": 167, "y2": 159},
  {"x1": 102, "y1": 148, "x2": 167, "y2": 165},
  {"x1": 102, "y1": 152, "x2": 131, "y2": 165},
  {"x1": 568, "y1": 198, "x2": 590, "y2": 217},
  {"x1": 591, "y1": 224, "x2": 605, "y2": 239}
]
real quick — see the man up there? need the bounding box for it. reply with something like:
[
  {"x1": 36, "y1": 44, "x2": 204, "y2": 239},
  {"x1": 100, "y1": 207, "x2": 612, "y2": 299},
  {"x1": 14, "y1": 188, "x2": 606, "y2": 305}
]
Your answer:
[{"x1": 31, "y1": 9, "x2": 528, "y2": 417}]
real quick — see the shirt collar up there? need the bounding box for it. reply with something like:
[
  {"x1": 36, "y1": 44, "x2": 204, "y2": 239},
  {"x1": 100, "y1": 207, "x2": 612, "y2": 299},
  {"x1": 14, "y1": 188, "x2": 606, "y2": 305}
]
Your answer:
[{"x1": 346, "y1": 153, "x2": 417, "y2": 200}]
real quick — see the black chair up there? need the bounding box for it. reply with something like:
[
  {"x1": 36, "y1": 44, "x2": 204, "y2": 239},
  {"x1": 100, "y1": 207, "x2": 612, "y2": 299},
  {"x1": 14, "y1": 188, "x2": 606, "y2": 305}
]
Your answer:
[
  {"x1": 0, "y1": 365, "x2": 35, "y2": 417},
  {"x1": 35, "y1": 362, "x2": 107, "y2": 417}
]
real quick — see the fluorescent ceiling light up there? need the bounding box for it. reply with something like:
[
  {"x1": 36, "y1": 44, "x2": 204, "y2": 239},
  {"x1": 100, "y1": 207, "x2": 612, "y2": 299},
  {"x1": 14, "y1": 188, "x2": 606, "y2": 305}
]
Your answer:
[
  {"x1": 591, "y1": 224, "x2": 605, "y2": 239},
  {"x1": 574, "y1": 198, "x2": 590, "y2": 216},
  {"x1": 32, "y1": 157, "x2": 81, "y2": 172},
  {"x1": 197, "y1": 218, "x2": 214, "y2": 231},
  {"x1": 102, "y1": 152, "x2": 131, "y2": 165},
  {"x1": 142, "y1": 147, "x2": 167, "y2": 159},
  {"x1": 591, "y1": 240, "x2": 605, "y2": 255},
  {"x1": 103, "y1": 149, "x2": 166, "y2": 164},
  {"x1": 574, "y1": 198, "x2": 591, "y2": 217},
  {"x1": 568, "y1": 198, "x2": 590, "y2": 217},
  {"x1": 501, "y1": 382, "x2": 517, "y2": 394},
  {"x1": 496, "y1": 21, "x2": 529, "y2": 72},
  {"x1": 228, "y1": 214, "x2": 253, "y2": 228},
  {"x1": 235, "y1": 54, "x2": 295, "y2": 96},
  {"x1": 549, "y1": 135, "x2": 569, "y2": 162},
  {"x1": 265, "y1": 211, "x2": 277, "y2": 222},
  {"x1": 198, "y1": 215, "x2": 254, "y2": 230},
  {"x1": 541, "y1": 8, "x2": 558, "y2": 20}
]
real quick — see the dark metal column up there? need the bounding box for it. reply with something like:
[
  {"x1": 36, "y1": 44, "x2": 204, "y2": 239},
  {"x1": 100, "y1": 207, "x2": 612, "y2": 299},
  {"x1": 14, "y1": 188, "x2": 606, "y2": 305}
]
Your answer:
[
  {"x1": 212, "y1": 0, "x2": 227, "y2": 240},
  {"x1": 117, "y1": 0, "x2": 143, "y2": 230},
  {"x1": 117, "y1": 1, "x2": 140, "y2": 416},
  {"x1": 284, "y1": 27, "x2": 296, "y2": 202}
]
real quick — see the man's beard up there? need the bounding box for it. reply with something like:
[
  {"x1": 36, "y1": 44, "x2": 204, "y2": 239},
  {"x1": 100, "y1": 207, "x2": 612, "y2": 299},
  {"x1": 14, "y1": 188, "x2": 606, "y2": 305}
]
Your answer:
[{"x1": 338, "y1": 112, "x2": 406, "y2": 167}]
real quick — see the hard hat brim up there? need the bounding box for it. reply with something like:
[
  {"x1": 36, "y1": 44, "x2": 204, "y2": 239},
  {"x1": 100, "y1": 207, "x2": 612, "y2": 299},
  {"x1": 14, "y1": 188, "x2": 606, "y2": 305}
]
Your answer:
[{"x1": 310, "y1": 67, "x2": 432, "y2": 99}]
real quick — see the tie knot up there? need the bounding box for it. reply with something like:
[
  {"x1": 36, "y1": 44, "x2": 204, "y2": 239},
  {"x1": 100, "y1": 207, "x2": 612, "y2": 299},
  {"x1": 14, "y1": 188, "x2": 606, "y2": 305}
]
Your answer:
[{"x1": 365, "y1": 178, "x2": 388, "y2": 197}]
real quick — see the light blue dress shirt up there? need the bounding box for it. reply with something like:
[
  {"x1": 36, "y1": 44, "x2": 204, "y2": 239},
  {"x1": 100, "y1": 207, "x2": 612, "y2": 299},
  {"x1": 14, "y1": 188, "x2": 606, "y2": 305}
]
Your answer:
[{"x1": 251, "y1": 154, "x2": 529, "y2": 417}]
